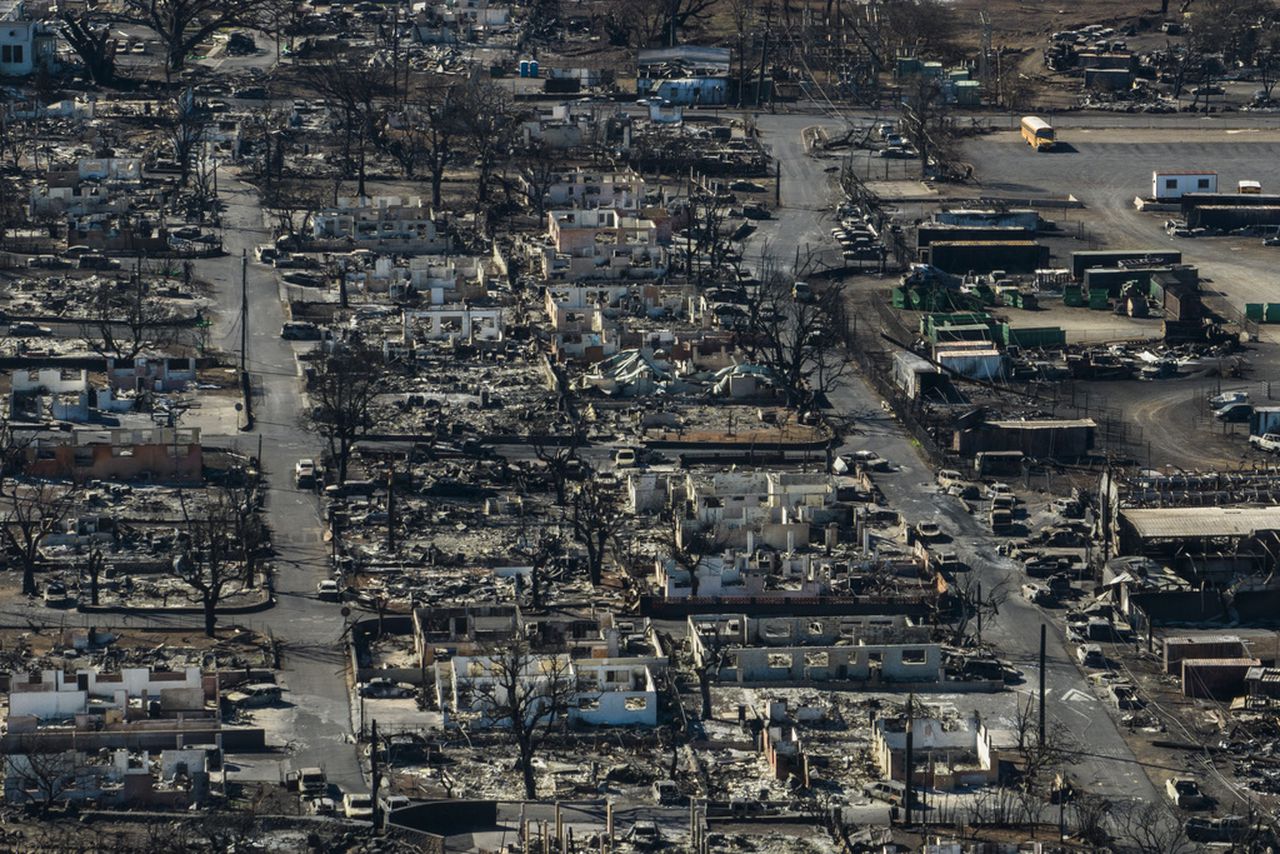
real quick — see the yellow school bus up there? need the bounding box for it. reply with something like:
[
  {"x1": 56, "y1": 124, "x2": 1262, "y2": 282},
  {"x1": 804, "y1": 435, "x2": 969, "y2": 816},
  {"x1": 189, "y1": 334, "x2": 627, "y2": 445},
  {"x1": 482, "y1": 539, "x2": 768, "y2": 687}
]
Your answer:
[{"x1": 1021, "y1": 116, "x2": 1056, "y2": 152}]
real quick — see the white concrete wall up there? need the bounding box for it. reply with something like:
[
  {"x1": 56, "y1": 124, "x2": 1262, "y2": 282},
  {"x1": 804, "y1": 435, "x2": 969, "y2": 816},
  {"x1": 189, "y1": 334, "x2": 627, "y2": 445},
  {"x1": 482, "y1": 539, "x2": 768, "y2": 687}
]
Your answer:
[{"x1": 10, "y1": 689, "x2": 88, "y2": 719}]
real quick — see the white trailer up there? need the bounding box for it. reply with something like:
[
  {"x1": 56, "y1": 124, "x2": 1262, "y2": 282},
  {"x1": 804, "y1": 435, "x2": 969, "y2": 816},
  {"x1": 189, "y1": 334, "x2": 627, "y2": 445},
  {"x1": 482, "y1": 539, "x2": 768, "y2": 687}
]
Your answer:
[{"x1": 1152, "y1": 170, "x2": 1217, "y2": 200}]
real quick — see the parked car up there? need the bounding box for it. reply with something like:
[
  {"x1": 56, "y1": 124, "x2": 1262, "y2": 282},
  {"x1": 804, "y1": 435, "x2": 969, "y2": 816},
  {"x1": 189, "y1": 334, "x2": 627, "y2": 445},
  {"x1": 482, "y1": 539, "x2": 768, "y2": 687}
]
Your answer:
[
  {"x1": 283, "y1": 271, "x2": 324, "y2": 287},
  {"x1": 1166, "y1": 776, "x2": 1210, "y2": 809},
  {"x1": 26, "y1": 255, "x2": 71, "y2": 269},
  {"x1": 78, "y1": 253, "x2": 119, "y2": 270},
  {"x1": 358, "y1": 677, "x2": 414, "y2": 699},
  {"x1": 42, "y1": 581, "x2": 71, "y2": 608},
  {"x1": 847, "y1": 449, "x2": 889, "y2": 471},
  {"x1": 862, "y1": 779, "x2": 906, "y2": 805},
  {"x1": 1250, "y1": 433, "x2": 1280, "y2": 452},
  {"x1": 297, "y1": 767, "x2": 327, "y2": 796},
  {"x1": 990, "y1": 507, "x2": 1014, "y2": 533},
  {"x1": 1185, "y1": 814, "x2": 1254, "y2": 843},
  {"x1": 1209, "y1": 390, "x2": 1248, "y2": 409},
  {"x1": 1215, "y1": 402, "x2": 1253, "y2": 423},
  {"x1": 281, "y1": 321, "x2": 322, "y2": 341},
  {"x1": 653, "y1": 779, "x2": 684, "y2": 805},
  {"x1": 986, "y1": 482, "x2": 1014, "y2": 499},
  {"x1": 915, "y1": 521, "x2": 944, "y2": 542},
  {"x1": 316, "y1": 579, "x2": 342, "y2": 601},
  {"x1": 342, "y1": 793, "x2": 374, "y2": 820},
  {"x1": 1052, "y1": 497, "x2": 1083, "y2": 517},
  {"x1": 225, "y1": 682, "x2": 283, "y2": 708},
  {"x1": 9, "y1": 322, "x2": 52, "y2": 337},
  {"x1": 1022, "y1": 583, "x2": 1053, "y2": 605},
  {"x1": 792, "y1": 281, "x2": 813, "y2": 302},
  {"x1": 379, "y1": 793, "x2": 411, "y2": 814},
  {"x1": 614, "y1": 448, "x2": 638, "y2": 468},
  {"x1": 1109, "y1": 682, "x2": 1144, "y2": 710},
  {"x1": 626, "y1": 821, "x2": 663, "y2": 848},
  {"x1": 935, "y1": 550, "x2": 963, "y2": 572},
  {"x1": 1075, "y1": 644, "x2": 1105, "y2": 668},
  {"x1": 936, "y1": 469, "x2": 966, "y2": 489},
  {"x1": 295, "y1": 458, "x2": 318, "y2": 488},
  {"x1": 306, "y1": 796, "x2": 336, "y2": 815}
]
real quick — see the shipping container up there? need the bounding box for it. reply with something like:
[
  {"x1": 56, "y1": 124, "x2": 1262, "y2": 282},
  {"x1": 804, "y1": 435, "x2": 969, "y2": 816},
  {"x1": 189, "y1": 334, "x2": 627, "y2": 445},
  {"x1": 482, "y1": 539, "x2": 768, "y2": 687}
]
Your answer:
[
  {"x1": 1000, "y1": 324, "x2": 1065, "y2": 348},
  {"x1": 916, "y1": 225, "x2": 1033, "y2": 247},
  {"x1": 1249, "y1": 406, "x2": 1280, "y2": 437},
  {"x1": 1247, "y1": 303, "x2": 1265, "y2": 322},
  {"x1": 1164, "y1": 636, "x2": 1247, "y2": 674},
  {"x1": 926, "y1": 240, "x2": 1050, "y2": 275},
  {"x1": 1187, "y1": 205, "x2": 1280, "y2": 230},
  {"x1": 1181, "y1": 658, "x2": 1260, "y2": 700},
  {"x1": 1071, "y1": 250, "x2": 1182, "y2": 280}
]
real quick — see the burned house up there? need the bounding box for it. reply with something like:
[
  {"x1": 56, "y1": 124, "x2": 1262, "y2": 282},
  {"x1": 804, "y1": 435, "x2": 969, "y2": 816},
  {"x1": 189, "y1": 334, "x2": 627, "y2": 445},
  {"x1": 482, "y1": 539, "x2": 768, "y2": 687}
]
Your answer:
[
  {"x1": 312, "y1": 196, "x2": 449, "y2": 252},
  {"x1": 871, "y1": 711, "x2": 1014, "y2": 790},
  {"x1": 24, "y1": 427, "x2": 203, "y2": 484},
  {"x1": 536, "y1": 209, "x2": 666, "y2": 282},
  {"x1": 434, "y1": 654, "x2": 659, "y2": 728},
  {"x1": 635, "y1": 46, "x2": 731, "y2": 106},
  {"x1": 674, "y1": 470, "x2": 842, "y2": 551},
  {"x1": 689, "y1": 614, "x2": 942, "y2": 687}
]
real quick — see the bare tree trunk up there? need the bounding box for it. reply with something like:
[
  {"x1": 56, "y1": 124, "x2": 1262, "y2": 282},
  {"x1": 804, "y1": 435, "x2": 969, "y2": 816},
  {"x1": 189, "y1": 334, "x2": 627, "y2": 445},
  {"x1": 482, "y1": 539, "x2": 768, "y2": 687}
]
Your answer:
[
  {"x1": 203, "y1": 594, "x2": 217, "y2": 637},
  {"x1": 519, "y1": 741, "x2": 537, "y2": 798}
]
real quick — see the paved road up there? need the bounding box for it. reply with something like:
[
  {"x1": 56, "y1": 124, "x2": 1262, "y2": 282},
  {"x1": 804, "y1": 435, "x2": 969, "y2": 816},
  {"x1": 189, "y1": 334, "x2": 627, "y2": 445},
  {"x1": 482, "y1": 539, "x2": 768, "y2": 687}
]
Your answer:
[
  {"x1": 0, "y1": 171, "x2": 363, "y2": 789},
  {"x1": 194, "y1": 173, "x2": 364, "y2": 791},
  {"x1": 753, "y1": 112, "x2": 1159, "y2": 807}
]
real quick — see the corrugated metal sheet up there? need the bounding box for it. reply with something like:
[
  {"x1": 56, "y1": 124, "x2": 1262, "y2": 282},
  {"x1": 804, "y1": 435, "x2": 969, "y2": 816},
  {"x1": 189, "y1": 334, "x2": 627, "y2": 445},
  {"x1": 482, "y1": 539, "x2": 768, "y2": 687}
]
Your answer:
[{"x1": 1122, "y1": 506, "x2": 1280, "y2": 539}]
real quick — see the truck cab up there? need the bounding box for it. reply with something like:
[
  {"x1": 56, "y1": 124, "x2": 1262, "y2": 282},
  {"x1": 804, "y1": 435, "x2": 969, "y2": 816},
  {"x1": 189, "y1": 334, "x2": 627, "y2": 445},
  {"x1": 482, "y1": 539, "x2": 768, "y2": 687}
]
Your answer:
[{"x1": 1250, "y1": 433, "x2": 1280, "y2": 453}]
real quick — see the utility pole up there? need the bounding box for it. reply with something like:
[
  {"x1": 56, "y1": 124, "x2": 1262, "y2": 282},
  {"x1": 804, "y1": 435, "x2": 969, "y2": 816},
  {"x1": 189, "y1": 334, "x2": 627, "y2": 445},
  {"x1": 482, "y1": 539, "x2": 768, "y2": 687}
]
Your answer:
[
  {"x1": 757, "y1": 2, "x2": 773, "y2": 108},
  {"x1": 904, "y1": 692, "x2": 915, "y2": 826},
  {"x1": 370, "y1": 718, "x2": 382, "y2": 831},
  {"x1": 386, "y1": 465, "x2": 396, "y2": 551},
  {"x1": 240, "y1": 249, "x2": 248, "y2": 376},
  {"x1": 1038, "y1": 624, "x2": 1047, "y2": 749},
  {"x1": 976, "y1": 581, "x2": 983, "y2": 644}
]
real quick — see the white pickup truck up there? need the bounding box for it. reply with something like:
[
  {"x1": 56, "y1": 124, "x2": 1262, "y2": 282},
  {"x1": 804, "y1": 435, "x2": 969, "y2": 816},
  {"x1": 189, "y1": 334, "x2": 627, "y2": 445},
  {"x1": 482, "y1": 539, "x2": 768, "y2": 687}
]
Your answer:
[{"x1": 1250, "y1": 433, "x2": 1280, "y2": 452}]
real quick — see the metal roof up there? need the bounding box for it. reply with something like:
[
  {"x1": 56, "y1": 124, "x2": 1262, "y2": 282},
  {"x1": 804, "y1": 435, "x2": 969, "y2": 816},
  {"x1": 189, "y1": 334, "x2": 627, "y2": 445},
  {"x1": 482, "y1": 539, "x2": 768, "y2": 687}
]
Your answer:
[
  {"x1": 984, "y1": 419, "x2": 1097, "y2": 430},
  {"x1": 1121, "y1": 506, "x2": 1280, "y2": 539}
]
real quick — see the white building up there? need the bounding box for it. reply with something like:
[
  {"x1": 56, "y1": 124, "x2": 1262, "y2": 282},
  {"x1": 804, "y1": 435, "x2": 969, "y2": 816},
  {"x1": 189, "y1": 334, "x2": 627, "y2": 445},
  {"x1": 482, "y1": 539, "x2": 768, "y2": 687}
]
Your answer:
[
  {"x1": 542, "y1": 168, "x2": 647, "y2": 211},
  {"x1": 402, "y1": 305, "x2": 503, "y2": 342},
  {"x1": 0, "y1": 0, "x2": 57, "y2": 77},
  {"x1": 537, "y1": 209, "x2": 666, "y2": 282},
  {"x1": 364, "y1": 255, "x2": 487, "y2": 302},
  {"x1": 677, "y1": 471, "x2": 839, "y2": 550},
  {"x1": 435, "y1": 654, "x2": 657, "y2": 727},
  {"x1": 313, "y1": 196, "x2": 448, "y2": 252},
  {"x1": 1152, "y1": 170, "x2": 1217, "y2": 201},
  {"x1": 7, "y1": 666, "x2": 208, "y2": 720}
]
